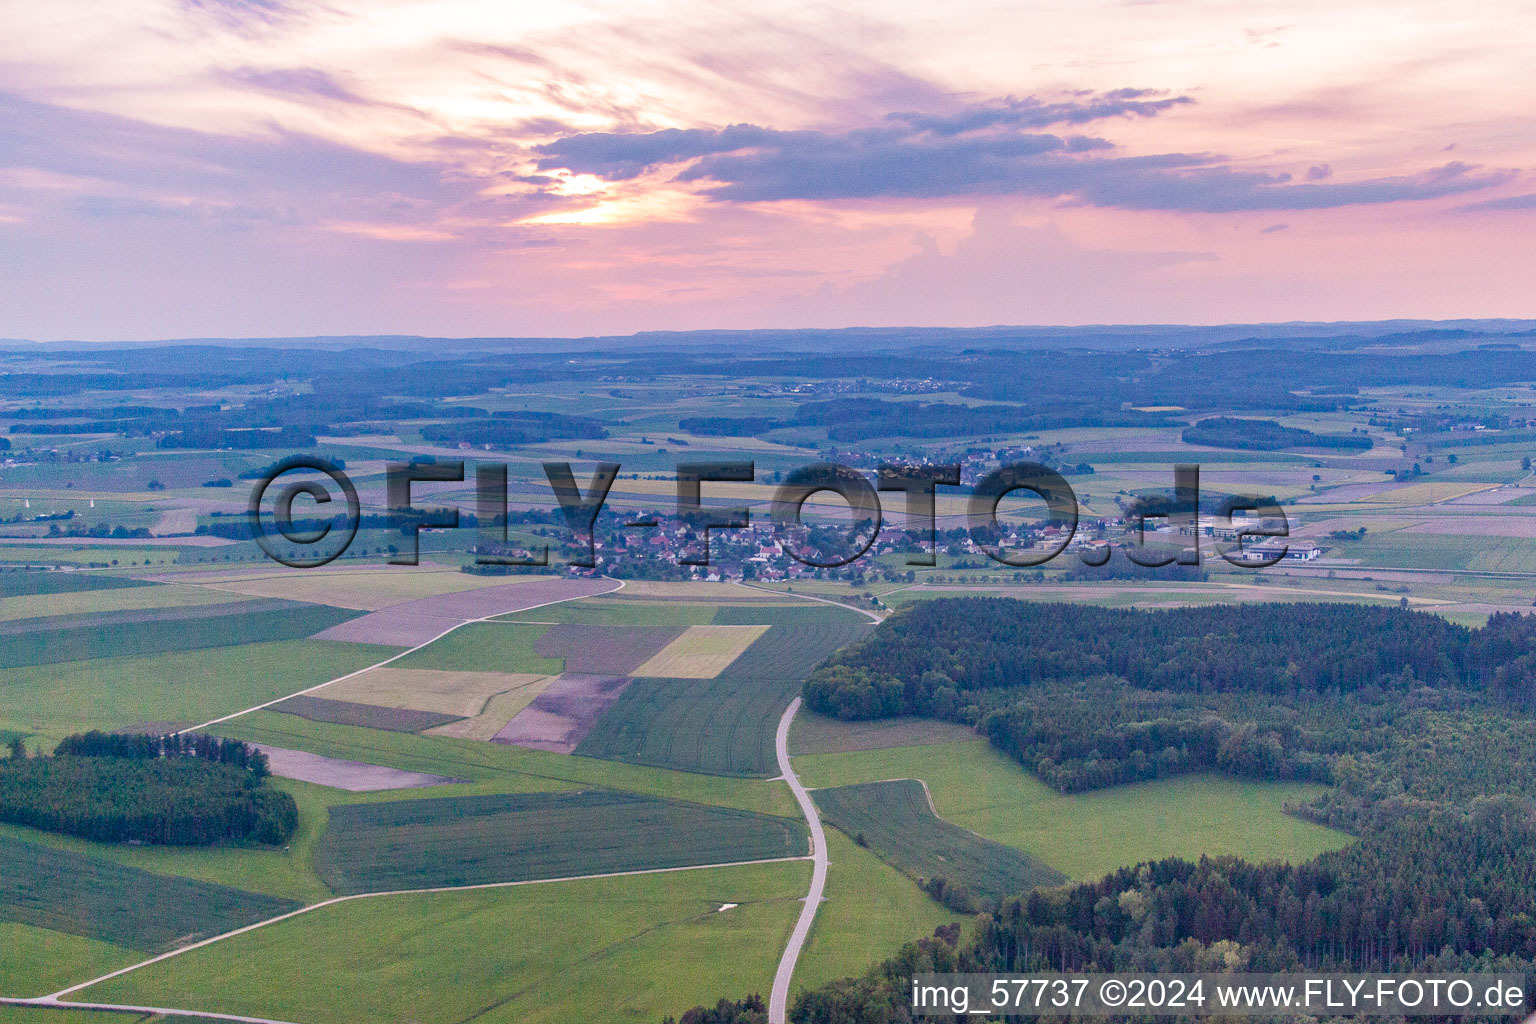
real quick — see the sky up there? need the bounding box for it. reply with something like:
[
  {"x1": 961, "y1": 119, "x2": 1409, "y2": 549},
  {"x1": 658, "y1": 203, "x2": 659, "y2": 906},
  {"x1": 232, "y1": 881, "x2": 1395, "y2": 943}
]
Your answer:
[{"x1": 2, "y1": 0, "x2": 1535, "y2": 340}]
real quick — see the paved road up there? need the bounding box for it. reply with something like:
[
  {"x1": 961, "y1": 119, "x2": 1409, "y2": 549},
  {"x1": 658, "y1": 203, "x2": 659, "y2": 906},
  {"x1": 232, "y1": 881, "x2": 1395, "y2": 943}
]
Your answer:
[{"x1": 768, "y1": 697, "x2": 829, "y2": 1024}]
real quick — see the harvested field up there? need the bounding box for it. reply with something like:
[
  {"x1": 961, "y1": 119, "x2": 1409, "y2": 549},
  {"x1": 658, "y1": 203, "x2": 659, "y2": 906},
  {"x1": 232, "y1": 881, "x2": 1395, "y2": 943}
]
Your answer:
[
  {"x1": 498, "y1": 600, "x2": 719, "y2": 626},
  {"x1": 575, "y1": 674, "x2": 800, "y2": 776},
  {"x1": 592, "y1": 580, "x2": 770, "y2": 600},
  {"x1": 1351, "y1": 481, "x2": 1501, "y2": 506},
  {"x1": 319, "y1": 668, "x2": 549, "y2": 717},
  {"x1": 251, "y1": 743, "x2": 458, "y2": 792},
  {"x1": 812, "y1": 779, "x2": 1065, "y2": 901},
  {"x1": 632, "y1": 625, "x2": 768, "y2": 679},
  {"x1": 425, "y1": 682, "x2": 554, "y2": 741},
  {"x1": 312, "y1": 789, "x2": 808, "y2": 894},
  {"x1": 314, "y1": 577, "x2": 616, "y2": 646},
  {"x1": 1401, "y1": 516, "x2": 1536, "y2": 538},
  {"x1": 493, "y1": 674, "x2": 633, "y2": 753},
  {"x1": 0, "y1": 835, "x2": 300, "y2": 953},
  {"x1": 0, "y1": 601, "x2": 361, "y2": 669},
  {"x1": 270, "y1": 695, "x2": 463, "y2": 734},
  {"x1": 533, "y1": 624, "x2": 685, "y2": 674}
]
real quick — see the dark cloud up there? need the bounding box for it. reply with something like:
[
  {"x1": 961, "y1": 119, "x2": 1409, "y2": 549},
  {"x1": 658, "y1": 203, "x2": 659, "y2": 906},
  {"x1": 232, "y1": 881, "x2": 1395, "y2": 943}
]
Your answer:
[
  {"x1": 1459, "y1": 192, "x2": 1536, "y2": 211},
  {"x1": 1307, "y1": 164, "x2": 1332, "y2": 180},
  {"x1": 532, "y1": 94, "x2": 1514, "y2": 213},
  {"x1": 1260, "y1": 223, "x2": 1290, "y2": 233},
  {"x1": 884, "y1": 89, "x2": 1193, "y2": 136},
  {"x1": 220, "y1": 67, "x2": 372, "y2": 105}
]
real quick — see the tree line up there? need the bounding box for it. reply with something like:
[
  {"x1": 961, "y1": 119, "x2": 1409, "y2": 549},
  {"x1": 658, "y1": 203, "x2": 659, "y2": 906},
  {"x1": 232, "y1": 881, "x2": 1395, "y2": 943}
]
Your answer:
[
  {"x1": 0, "y1": 731, "x2": 297, "y2": 846},
  {"x1": 803, "y1": 599, "x2": 1536, "y2": 721}
]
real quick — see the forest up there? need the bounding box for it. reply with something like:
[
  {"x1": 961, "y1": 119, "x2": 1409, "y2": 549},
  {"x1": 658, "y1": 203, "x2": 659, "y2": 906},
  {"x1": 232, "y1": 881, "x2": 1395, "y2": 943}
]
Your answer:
[
  {"x1": 0, "y1": 731, "x2": 298, "y2": 846},
  {"x1": 802, "y1": 599, "x2": 1536, "y2": 721},
  {"x1": 1180, "y1": 416, "x2": 1372, "y2": 452},
  {"x1": 765, "y1": 802, "x2": 1536, "y2": 1024}
]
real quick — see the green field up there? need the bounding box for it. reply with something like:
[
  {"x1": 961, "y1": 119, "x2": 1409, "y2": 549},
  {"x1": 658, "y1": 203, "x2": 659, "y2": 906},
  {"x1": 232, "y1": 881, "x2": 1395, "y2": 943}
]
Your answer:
[
  {"x1": 0, "y1": 571, "x2": 154, "y2": 597},
  {"x1": 80, "y1": 861, "x2": 811, "y2": 1024},
  {"x1": 575, "y1": 674, "x2": 799, "y2": 776},
  {"x1": 0, "y1": 601, "x2": 362, "y2": 668},
  {"x1": 814, "y1": 779, "x2": 1065, "y2": 901},
  {"x1": 0, "y1": 639, "x2": 395, "y2": 743},
  {"x1": 792, "y1": 827, "x2": 962, "y2": 994},
  {"x1": 572, "y1": 617, "x2": 870, "y2": 777},
  {"x1": 706, "y1": 619, "x2": 871, "y2": 681},
  {"x1": 0, "y1": 921, "x2": 137, "y2": 999},
  {"x1": 212, "y1": 712, "x2": 798, "y2": 818},
  {"x1": 313, "y1": 789, "x2": 807, "y2": 894},
  {"x1": 393, "y1": 622, "x2": 563, "y2": 674},
  {"x1": 0, "y1": 582, "x2": 248, "y2": 624},
  {"x1": 794, "y1": 740, "x2": 1353, "y2": 880},
  {"x1": 0, "y1": 835, "x2": 300, "y2": 953}
]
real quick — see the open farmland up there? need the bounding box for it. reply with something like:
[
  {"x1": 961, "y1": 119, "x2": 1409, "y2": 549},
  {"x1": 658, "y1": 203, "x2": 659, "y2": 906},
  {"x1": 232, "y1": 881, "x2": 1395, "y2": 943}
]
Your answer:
[
  {"x1": 312, "y1": 789, "x2": 808, "y2": 894},
  {"x1": 0, "y1": 639, "x2": 395, "y2": 743},
  {"x1": 392, "y1": 622, "x2": 563, "y2": 674},
  {"x1": 794, "y1": 740, "x2": 1353, "y2": 880},
  {"x1": 813, "y1": 779, "x2": 1065, "y2": 901},
  {"x1": 533, "y1": 623, "x2": 685, "y2": 674},
  {"x1": 574, "y1": 674, "x2": 799, "y2": 776},
  {"x1": 573, "y1": 616, "x2": 872, "y2": 776},
  {"x1": 313, "y1": 577, "x2": 618, "y2": 647},
  {"x1": 319, "y1": 667, "x2": 551, "y2": 717},
  {"x1": 0, "y1": 922, "x2": 136, "y2": 1001},
  {"x1": 252, "y1": 744, "x2": 459, "y2": 792},
  {"x1": 269, "y1": 694, "x2": 464, "y2": 733},
  {"x1": 187, "y1": 565, "x2": 546, "y2": 610},
  {"x1": 710, "y1": 618, "x2": 872, "y2": 680},
  {"x1": 499, "y1": 599, "x2": 722, "y2": 625},
  {"x1": 0, "y1": 835, "x2": 300, "y2": 953},
  {"x1": 77, "y1": 861, "x2": 810, "y2": 1024},
  {"x1": 0, "y1": 571, "x2": 155, "y2": 598},
  {"x1": 493, "y1": 673, "x2": 634, "y2": 752},
  {"x1": 0, "y1": 600, "x2": 361, "y2": 668},
  {"x1": 0, "y1": 581, "x2": 249, "y2": 624},
  {"x1": 632, "y1": 624, "x2": 769, "y2": 678}
]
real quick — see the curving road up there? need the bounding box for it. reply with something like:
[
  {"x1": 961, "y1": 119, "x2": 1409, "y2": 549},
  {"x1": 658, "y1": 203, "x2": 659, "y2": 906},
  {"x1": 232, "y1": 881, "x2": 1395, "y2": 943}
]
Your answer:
[{"x1": 768, "y1": 696, "x2": 828, "y2": 1024}]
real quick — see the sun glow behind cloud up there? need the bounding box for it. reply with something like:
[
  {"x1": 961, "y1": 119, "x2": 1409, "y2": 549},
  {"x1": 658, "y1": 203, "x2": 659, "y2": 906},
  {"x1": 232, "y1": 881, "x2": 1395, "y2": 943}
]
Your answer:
[{"x1": 0, "y1": 0, "x2": 1533, "y2": 339}]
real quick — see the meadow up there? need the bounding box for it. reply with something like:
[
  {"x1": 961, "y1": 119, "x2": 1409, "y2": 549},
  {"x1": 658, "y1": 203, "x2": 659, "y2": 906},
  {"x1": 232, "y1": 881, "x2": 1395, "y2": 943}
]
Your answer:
[
  {"x1": 790, "y1": 827, "x2": 962, "y2": 994},
  {"x1": 793, "y1": 740, "x2": 1353, "y2": 880},
  {"x1": 79, "y1": 861, "x2": 812, "y2": 1024},
  {"x1": 812, "y1": 779, "x2": 1066, "y2": 901},
  {"x1": 0, "y1": 921, "x2": 136, "y2": 999},
  {"x1": 212, "y1": 711, "x2": 799, "y2": 818},
  {"x1": 0, "y1": 639, "x2": 395, "y2": 743},
  {"x1": 313, "y1": 789, "x2": 807, "y2": 894}
]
